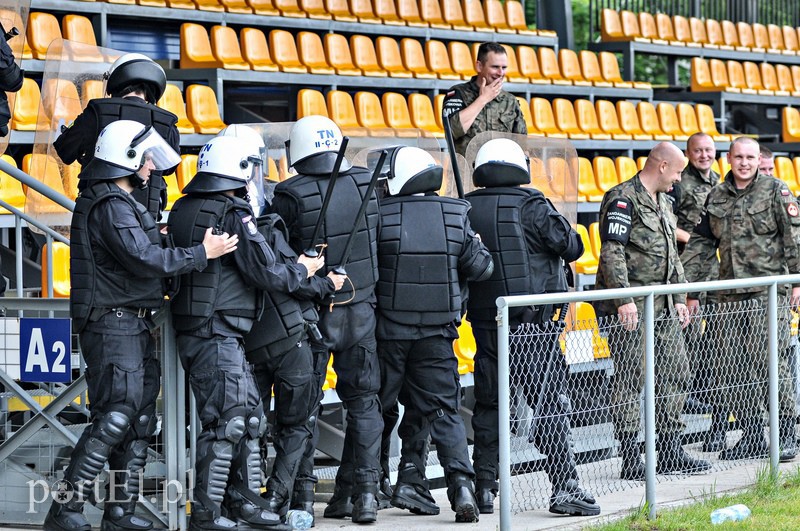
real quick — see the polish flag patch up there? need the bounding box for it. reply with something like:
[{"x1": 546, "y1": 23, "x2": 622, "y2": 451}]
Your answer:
[
  {"x1": 782, "y1": 189, "x2": 791, "y2": 196},
  {"x1": 616, "y1": 200, "x2": 628, "y2": 209}
]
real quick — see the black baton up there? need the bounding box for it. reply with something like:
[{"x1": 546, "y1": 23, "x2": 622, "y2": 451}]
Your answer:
[{"x1": 442, "y1": 103, "x2": 465, "y2": 199}]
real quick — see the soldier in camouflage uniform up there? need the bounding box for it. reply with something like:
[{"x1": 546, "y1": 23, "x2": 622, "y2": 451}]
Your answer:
[
  {"x1": 442, "y1": 42, "x2": 527, "y2": 157},
  {"x1": 596, "y1": 142, "x2": 711, "y2": 481},
  {"x1": 683, "y1": 137, "x2": 800, "y2": 462}
]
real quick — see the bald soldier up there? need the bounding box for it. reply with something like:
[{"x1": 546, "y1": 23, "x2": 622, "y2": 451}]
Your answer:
[{"x1": 595, "y1": 142, "x2": 711, "y2": 481}]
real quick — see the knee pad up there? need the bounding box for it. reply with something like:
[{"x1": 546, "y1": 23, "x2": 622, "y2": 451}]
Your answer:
[
  {"x1": 92, "y1": 410, "x2": 132, "y2": 447},
  {"x1": 215, "y1": 414, "x2": 246, "y2": 444},
  {"x1": 245, "y1": 403, "x2": 267, "y2": 440}
]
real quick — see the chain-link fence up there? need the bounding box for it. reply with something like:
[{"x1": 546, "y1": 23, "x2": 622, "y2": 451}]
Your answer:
[{"x1": 497, "y1": 276, "x2": 800, "y2": 530}]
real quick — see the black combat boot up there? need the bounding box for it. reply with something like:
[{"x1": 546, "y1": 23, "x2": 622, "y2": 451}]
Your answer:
[
  {"x1": 703, "y1": 410, "x2": 728, "y2": 453},
  {"x1": 447, "y1": 473, "x2": 479, "y2": 523},
  {"x1": 377, "y1": 474, "x2": 393, "y2": 510},
  {"x1": 779, "y1": 417, "x2": 797, "y2": 463},
  {"x1": 390, "y1": 463, "x2": 439, "y2": 515},
  {"x1": 656, "y1": 433, "x2": 712, "y2": 474},
  {"x1": 322, "y1": 482, "x2": 352, "y2": 519},
  {"x1": 548, "y1": 479, "x2": 601, "y2": 516},
  {"x1": 44, "y1": 495, "x2": 91, "y2": 531},
  {"x1": 475, "y1": 480, "x2": 497, "y2": 515},
  {"x1": 719, "y1": 418, "x2": 768, "y2": 460},
  {"x1": 618, "y1": 433, "x2": 645, "y2": 481},
  {"x1": 350, "y1": 483, "x2": 378, "y2": 524}
]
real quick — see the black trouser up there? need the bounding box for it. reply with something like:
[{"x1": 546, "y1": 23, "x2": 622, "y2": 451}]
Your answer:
[
  {"x1": 378, "y1": 336, "x2": 473, "y2": 486},
  {"x1": 253, "y1": 338, "x2": 315, "y2": 498},
  {"x1": 472, "y1": 325, "x2": 578, "y2": 490}
]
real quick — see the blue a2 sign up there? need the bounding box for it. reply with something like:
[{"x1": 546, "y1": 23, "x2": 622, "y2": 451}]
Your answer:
[{"x1": 20, "y1": 318, "x2": 71, "y2": 383}]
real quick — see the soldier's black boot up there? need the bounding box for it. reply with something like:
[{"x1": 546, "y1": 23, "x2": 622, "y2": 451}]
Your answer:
[
  {"x1": 447, "y1": 473, "x2": 479, "y2": 523},
  {"x1": 779, "y1": 417, "x2": 797, "y2": 463},
  {"x1": 377, "y1": 474, "x2": 393, "y2": 510},
  {"x1": 224, "y1": 436, "x2": 283, "y2": 529},
  {"x1": 475, "y1": 480, "x2": 497, "y2": 515},
  {"x1": 350, "y1": 483, "x2": 378, "y2": 524},
  {"x1": 44, "y1": 496, "x2": 91, "y2": 531},
  {"x1": 289, "y1": 482, "x2": 315, "y2": 527},
  {"x1": 618, "y1": 433, "x2": 645, "y2": 481},
  {"x1": 548, "y1": 479, "x2": 601, "y2": 516},
  {"x1": 322, "y1": 482, "x2": 352, "y2": 519},
  {"x1": 703, "y1": 410, "x2": 728, "y2": 453},
  {"x1": 260, "y1": 486, "x2": 289, "y2": 517},
  {"x1": 656, "y1": 433, "x2": 712, "y2": 474},
  {"x1": 190, "y1": 440, "x2": 236, "y2": 531},
  {"x1": 102, "y1": 501, "x2": 159, "y2": 531},
  {"x1": 719, "y1": 418, "x2": 768, "y2": 460},
  {"x1": 390, "y1": 463, "x2": 440, "y2": 515}
]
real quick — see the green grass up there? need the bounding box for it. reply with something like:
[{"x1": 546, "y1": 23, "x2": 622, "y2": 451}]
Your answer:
[{"x1": 589, "y1": 466, "x2": 800, "y2": 530}]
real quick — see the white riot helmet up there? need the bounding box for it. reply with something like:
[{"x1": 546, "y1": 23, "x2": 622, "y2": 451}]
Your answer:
[
  {"x1": 183, "y1": 136, "x2": 264, "y2": 195},
  {"x1": 286, "y1": 115, "x2": 352, "y2": 175},
  {"x1": 472, "y1": 138, "x2": 530, "y2": 187},
  {"x1": 104, "y1": 53, "x2": 167, "y2": 104},
  {"x1": 217, "y1": 124, "x2": 267, "y2": 213},
  {"x1": 79, "y1": 120, "x2": 181, "y2": 182},
  {"x1": 376, "y1": 146, "x2": 443, "y2": 196}
]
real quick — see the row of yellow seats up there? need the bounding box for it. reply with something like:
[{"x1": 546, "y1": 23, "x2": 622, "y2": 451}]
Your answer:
[
  {"x1": 602, "y1": 9, "x2": 800, "y2": 55},
  {"x1": 26, "y1": 12, "x2": 105, "y2": 60},
  {"x1": 692, "y1": 57, "x2": 800, "y2": 96}
]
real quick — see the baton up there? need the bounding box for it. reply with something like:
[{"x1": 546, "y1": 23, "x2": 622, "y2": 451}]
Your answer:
[
  {"x1": 3, "y1": 26, "x2": 18, "y2": 41},
  {"x1": 331, "y1": 150, "x2": 387, "y2": 276},
  {"x1": 442, "y1": 103, "x2": 465, "y2": 199},
  {"x1": 304, "y1": 136, "x2": 349, "y2": 257}
]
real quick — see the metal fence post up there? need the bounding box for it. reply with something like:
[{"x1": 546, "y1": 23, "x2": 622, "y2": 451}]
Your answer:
[
  {"x1": 497, "y1": 300, "x2": 512, "y2": 531},
  {"x1": 768, "y1": 282, "x2": 779, "y2": 479},
  {"x1": 644, "y1": 293, "x2": 657, "y2": 519}
]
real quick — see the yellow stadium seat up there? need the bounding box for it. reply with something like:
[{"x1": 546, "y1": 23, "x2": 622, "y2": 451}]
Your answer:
[
  {"x1": 792, "y1": 66, "x2": 800, "y2": 94},
  {"x1": 397, "y1": 0, "x2": 426, "y2": 26},
  {"x1": 163, "y1": 173, "x2": 183, "y2": 211},
  {"x1": 571, "y1": 301, "x2": 610, "y2": 359},
  {"x1": 691, "y1": 57, "x2": 718, "y2": 91},
  {"x1": 449, "y1": 41, "x2": 476, "y2": 79},
  {"x1": 742, "y1": 61, "x2": 771, "y2": 95},
  {"x1": 433, "y1": 94, "x2": 445, "y2": 129},
  {"x1": 269, "y1": 30, "x2": 308, "y2": 73},
  {"x1": 350, "y1": 0, "x2": 381, "y2": 23},
  {"x1": 418, "y1": 0, "x2": 450, "y2": 29},
  {"x1": 374, "y1": 0, "x2": 404, "y2": 25},
  {"x1": 595, "y1": 99, "x2": 631, "y2": 140},
  {"x1": 325, "y1": 33, "x2": 361, "y2": 75},
  {"x1": 23, "y1": 154, "x2": 68, "y2": 210},
  {"x1": 274, "y1": 0, "x2": 306, "y2": 17},
  {"x1": 80, "y1": 79, "x2": 104, "y2": 109},
  {"x1": 240, "y1": 27, "x2": 279, "y2": 72},
  {"x1": 598, "y1": 51, "x2": 632, "y2": 88},
  {"x1": 297, "y1": 88, "x2": 328, "y2": 118},
  {"x1": 638, "y1": 12, "x2": 665, "y2": 44},
  {"x1": 326, "y1": 0, "x2": 356, "y2": 21},
  {"x1": 382, "y1": 92, "x2": 417, "y2": 134},
  {"x1": 761, "y1": 63, "x2": 787, "y2": 96},
  {"x1": 354, "y1": 91, "x2": 397, "y2": 136},
  {"x1": 408, "y1": 93, "x2": 442, "y2": 136},
  {"x1": 194, "y1": 0, "x2": 225, "y2": 14},
  {"x1": 376, "y1": 37, "x2": 411, "y2": 78},
  {"x1": 722, "y1": 20, "x2": 745, "y2": 51},
  {"x1": 515, "y1": 96, "x2": 540, "y2": 136},
  {"x1": 601, "y1": 9, "x2": 641, "y2": 42},
  {"x1": 753, "y1": 22, "x2": 772, "y2": 51},
  {"x1": 736, "y1": 22, "x2": 761, "y2": 52},
  {"x1": 177, "y1": 154, "x2": 198, "y2": 191},
  {"x1": 462, "y1": 0, "x2": 492, "y2": 32},
  {"x1": 636, "y1": 156, "x2": 648, "y2": 171},
  {"x1": 157, "y1": 83, "x2": 195, "y2": 134},
  {"x1": 61, "y1": 14, "x2": 98, "y2": 48},
  {"x1": 530, "y1": 97, "x2": 566, "y2": 138},
  {"x1": 180, "y1": 23, "x2": 221, "y2": 69},
  {"x1": 441, "y1": 0, "x2": 471, "y2": 31},
  {"x1": 41, "y1": 78, "x2": 81, "y2": 129},
  {"x1": 574, "y1": 224, "x2": 597, "y2": 274},
  {"x1": 425, "y1": 40, "x2": 459, "y2": 80},
  {"x1": 248, "y1": 0, "x2": 279, "y2": 16},
  {"x1": 553, "y1": 98, "x2": 589, "y2": 139},
  {"x1": 614, "y1": 156, "x2": 637, "y2": 183},
  {"x1": 783, "y1": 107, "x2": 800, "y2": 143},
  {"x1": 299, "y1": 0, "x2": 330, "y2": 18},
  {"x1": 705, "y1": 18, "x2": 730, "y2": 49},
  {"x1": 484, "y1": 0, "x2": 512, "y2": 33},
  {"x1": 776, "y1": 64, "x2": 800, "y2": 96},
  {"x1": 577, "y1": 157, "x2": 604, "y2": 202},
  {"x1": 0, "y1": 154, "x2": 23, "y2": 214},
  {"x1": 27, "y1": 12, "x2": 61, "y2": 60},
  {"x1": 656, "y1": 13, "x2": 681, "y2": 45},
  {"x1": 775, "y1": 156, "x2": 800, "y2": 195},
  {"x1": 186, "y1": 84, "x2": 225, "y2": 134},
  {"x1": 453, "y1": 320, "x2": 476, "y2": 374},
  {"x1": 726, "y1": 60, "x2": 755, "y2": 94},
  {"x1": 401, "y1": 38, "x2": 437, "y2": 79},
  {"x1": 518, "y1": 45, "x2": 549, "y2": 84},
  {"x1": 218, "y1": 0, "x2": 252, "y2": 12},
  {"x1": 675, "y1": 103, "x2": 701, "y2": 138},
  {"x1": 593, "y1": 156, "x2": 619, "y2": 192},
  {"x1": 505, "y1": 0, "x2": 534, "y2": 35},
  {"x1": 574, "y1": 99, "x2": 610, "y2": 139},
  {"x1": 767, "y1": 24, "x2": 786, "y2": 52},
  {"x1": 210, "y1": 26, "x2": 250, "y2": 70},
  {"x1": 615, "y1": 100, "x2": 651, "y2": 140},
  {"x1": 326, "y1": 90, "x2": 369, "y2": 136},
  {"x1": 794, "y1": 159, "x2": 800, "y2": 188},
  {"x1": 694, "y1": 103, "x2": 731, "y2": 142},
  {"x1": 351, "y1": 35, "x2": 387, "y2": 76},
  {"x1": 538, "y1": 47, "x2": 570, "y2": 85},
  {"x1": 559, "y1": 49, "x2": 591, "y2": 86},
  {"x1": 41, "y1": 242, "x2": 70, "y2": 298},
  {"x1": 672, "y1": 15, "x2": 699, "y2": 46},
  {"x1": 579, "y1": 50, "x2": 612, "y2": 87},
  {"x1": 689, "y1": 16, "x2": 712, "y2": 47},
  {"x1": 297, "y1": 31, "x2": 335, "y2": 74},
  {"x1": 638, "y1": 101, "x2": 672, "y2": 140},
  {"x1": 11, "y1": 80, "x2": 43, "y2": 132},
  {"x1": 655, "y1": 102, "x2": 686, "y2": 140},
  {"x1": 718, "y1": 156, "x2": 730, "y2": 177},
  {"x1": 783, "y1": 25, "x2": 799, "y2": 53}
]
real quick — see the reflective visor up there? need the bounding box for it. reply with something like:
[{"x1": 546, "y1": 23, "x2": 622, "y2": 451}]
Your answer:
[{"x1": 132, "y1": 126, "x2": 181, "y2": 171}]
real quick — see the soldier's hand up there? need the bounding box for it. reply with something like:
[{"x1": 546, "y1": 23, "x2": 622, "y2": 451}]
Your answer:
[
  {"x1": 686, "y1": 298, "x2": 701, "y2": 317},
  {"x1": 478, "y1": 76, "x2": 503, "y2": 104},
  {"x1": 617, "y1": 302, "x2": 638, "y2": 332},
  {"x1": 298, "y1": 254, "x2": 325, "y2": 278},
  {"x1": 675, "y1": 303, "x2": 690, "y2": 330},
  {"x1": 202, "y1": 227, "x2": 238, "y2": 259},
  {"x1": 327, "y1": 271, "x2": 347, "y2": 290}
]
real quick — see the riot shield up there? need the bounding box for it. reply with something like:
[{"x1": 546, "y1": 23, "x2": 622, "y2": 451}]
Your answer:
[
  {"x1": 28, "y1": 39, "x2": 119, "y2": 228},
  {"x1": 463, "y1": 131, "x2": 578, "y2": 226},
  {"x1": 0, "y1": 0, "x2": 29, "y2": 156}
]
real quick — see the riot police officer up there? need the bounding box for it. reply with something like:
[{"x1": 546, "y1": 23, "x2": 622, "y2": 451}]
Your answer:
[
  {"x1": 43, "y1": 120, "x2": 237, "y2": 531},
  {"x1": 54, "y1": 53, "x2": 180, "y2": 220},
  {"x1": 267, "y1": 116, "x2": 383, "y2": 524},
  {"x1": 168, "y1": 135, "x2": 323, "y2": 530},
  {"x1": 375, "y1": 147, "x2": 493, "y2": 522},
  {"x1": 466, "y1": 138, "x2": 601, "y2": 517}
]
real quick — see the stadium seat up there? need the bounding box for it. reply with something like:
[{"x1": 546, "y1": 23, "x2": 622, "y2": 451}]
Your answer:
[
  {"x1": 350, "y1": 0, "x2": 381, "y2": 23},
  {"x1": 588, "y1": 222, "x2": 602, "y2": 258},
  {"x1": 374, "y1": 0, "x2": 404, "y2": 24},
  {"x1": 462, "y1": 0, "x2": 492, "y2": 32},
  {"x1": 737, "y1": 22, "x2": 763, "y2": 52},
  {"x1": 247, "y1": 0, "x2": 279, "y2": 14},
  {"x1": 418, "y1": 0, "x2": 450, "y2": 28},
  {"x1": 299, "y1": 0, "x2": 331, "y2": 18},
  {"x1": 760, "y1": 63, "x2": 787, "y2": 96},
  {"x1": 449, "y1": 41, "x2": 476, "y2": 79},
  {"x1": 574, "y1": 99, "x2": 610, "y2": 139},
  {"x1": 157, "y1": 84, "x2": 196, "y2": 134},
  {"x1": 599, "y1": 51, "x2": 650, "y2": 89},
  {"x1": 638, "y1": 13, "x2": 665, "y2": 44},
  {"x1": 0, "y1": 154, "x2": 24, "y2": 214},
  {"x1": 194, "y1": 0, "x2": 225, "y2": 12},
  {"x1": 538, "y1": 47, "x2": 570, "y2": 85},
  {"x1": 41, "y1": 241, "x2": 70, "y2": 298},
  {"x1": 637, "y1": 101, "x2": 672, "y2": 140},
  {"x1": 794, "y1": 158, "x2": 800, "y2": 188},
  {"x1": 325, "y1": 33, "x2": 361, "y2": 75},
  {"x1": 376, "y1": 37, "x2": 412, "y2": 78},
  {"x1": 181, "y1": 23, "x2": 221, "y2": 69},
  {"x1": 577, "y1": 157, "x2": 604, "y2": 201},
  {"x1": 297, "y1": 88, "x2": 328, "y2": 118},
  {"x1": 655, "y1": 13, "x2": 682, "y2": 45},
  {"x1": 11, "y1": 79, "x2": 49, "y2": 132},
  {"x1": 61, "y1": 14, "x2": 98, "y2": 48},
  {"x1": 691, "y1": 57, "x2": 715, "y2": 91},
  {"x1": 41, "y1": 78, "x2": 81, "y2": 129},
  {"x1": 350, "y1": 35, "x2": 387, "y2": 76},
  {"x1": 601, "y1": 9, "x2": 639, "y2": 42},
  {"x1": 676, "y1": 103, "x2": 701, "y2": 137},
  {"x1": 530, "y1": 97, "x2": 566, "y2": 138},
  {"x1": 720, "y1": 19, "x2": 740, "y2": 49},
  {"x1": 775, "y1": 156, "x2": 800, "y2": 195},
  {"x1": 177, "y1": 154, "x2": 198, "y2": 191},
  {"x1": 514, "y1": 96, "x2": 540, "y2": 135},
  {"x1": 655, "y1": 102, "x2": 688, "y2": 140},
  {"x1": 326, "y1": 90, "x2": 369, "y2": 136},
  {"x1": 783, "y1": 107, "x2": 800, "y2": 142},
  {"x1": 726, "y1": 60, "x2": 756, "y2": 94},
  {"x1": 672, "y1": 15, "x2": 699, "y2": 47},
  {"x1": 326, "y1": 0, "x2": 356, "y2": 21},
  {"x1": 504, "y1": 0, "x2": 535, "y2": 35},
  {"x1": 297, "y1": 32, "x2": 335, "y2": 74},
  {"x1": 742, "y1": 61, "x2": 772, "y2": 95},
  {"x1": 689, "y1": 16, "x2": 714, "y2": 47},
  {"x1": 484, "y1": 0, "x2": 512, "y2": 33},
  {"x1": 579, "y1": 50, "x2": 612, "y2": 87},
  {"x1": 219, "y1": 0, "x2": 253, "y2": 13},
  {"x1": 767, "y1": 24, "x2": 785, "y2": 53},
  {"x1": 574, "y1": 224, "x2": 597, "y2": 274},
  {"x1": 499, "y1": 44, "x2": 527, "y2": 83},
  {"x1": 27, "y1": 12, "x2": 61, "y2": 60},
  {"x1": 210, "y1": 26, "x2": 250, "y2": 70},
  {"x1": 441, "y1": 0, "x2": 471, "y2": 31},
  {"x1": 615, "y1": 100, "x2": 651, "y2": 140},
  {"x1": 595, "y1": 99, "x2": 631, "y2": 140},
  {"x1": 783, "y1": 25, "x2": 799, "y2": 54},
  {"x1": 553, "y1": 98, "x2": 589, "y2": 139},
  {"x1": 240, "y1": 28, "x2": 279, "y2": 71},
  {"x1": 517, "y1": 45, "x2": 549, "y2": 84},
  {"x1": 274, "y1": 0, "x2": 306, "y2": 17},
  {"x1": 615, "y1": 156, "x2": 638, "y2": 182},
  {"x1": 400, "y1": 38, "x2": 437, "y2": 79},
  {"x1": 408, "y1": 93, "x2": 443, "y2": 136},
  {"x1": 396, "y1": 0, "x2": 426, "y2": 26},
  {"x1": 753, "y1": 22, "x2": 773, "y2": 51},
  {"x1": 433, "y1": 94, "x2": 445, "y2": 129},
  {"x1": 425, "y1": 40, "x2": 459, "y2": 80},
  {"x1": 354, "y1": 91, "x2": 398, "y2": 136},
  {"x1": 776, "y1": 64, "x2": 800, "y2": 96},
  {"x1": 717, "y1": 156, "x2": 730, "y2": 176},
  {"x1": 267, "y1": 30, "x2": 308, "y2": 73},
  {"x1": 382, "y1": 92, "x2": 418, "y2": 134},
  {"x1": 559, "y1": 49, "x2": 591, "y2": 86},
  {"x1": 453, "y1": 320, "x2": 476, "y2": 374},
  {"x1": 793, "y1": 66, "x2": 800, "y2": 94},
  {"x1": 186, "y1": 84, "x2": 225, "y2": 134},
  {"x1": 163, "y1": 173, "x2": 183, "y2": 211},
  {"x1": 705, "y1": 18, "x2": 730, "y2": 49},
  {"x1": 80, "y1": 79, "x2": 104, "y2": 108},
  {"x1": 593, "y1": 156, "x2": 619, "y2": 192},
  {"x1": 23, "y1": 154, "x2": 68, "y2": 211}
]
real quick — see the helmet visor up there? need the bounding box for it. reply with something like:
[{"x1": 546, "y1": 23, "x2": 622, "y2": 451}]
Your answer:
[
  {"x1": 246, "y1": 154, "x2": 266, "y2": 214},
  {"x1": 132, "y1": 126, "x2": 181, "y2": 171}
]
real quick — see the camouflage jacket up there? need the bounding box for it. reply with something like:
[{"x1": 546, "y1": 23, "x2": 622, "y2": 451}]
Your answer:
[
  {"x1": 443, "y1": 76, "x2": 527, "y2": 157},
  {"x1": 682, "y1": 171, "x2": 800, "y2": 296},
  {"x1": 673, "y1": 164, "x2": 720, "y2": 235},
  {"x1": 595, "y1": 173, "x2": 686, "y2": 317}
]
